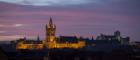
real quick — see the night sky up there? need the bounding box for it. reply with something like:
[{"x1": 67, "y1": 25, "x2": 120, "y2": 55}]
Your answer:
[{"x1": 0, "y1": 0, "x2": 140, "y2": 41}]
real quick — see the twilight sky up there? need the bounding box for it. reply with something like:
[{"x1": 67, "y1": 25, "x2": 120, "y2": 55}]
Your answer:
[{"x1": 0, "y1": 0, "x2": 140, "y2": 41}]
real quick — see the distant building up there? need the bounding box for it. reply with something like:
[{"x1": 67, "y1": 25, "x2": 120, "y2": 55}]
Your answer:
[
  {"x1": 96, "y1": 31, "x2": 129, "y2": 45},
  {"x1": 16, "y1": 17, "x2": 86, "y2": 50},
  {"x1": 16, "y1": 17, "x2": 130, "y2": 50}
]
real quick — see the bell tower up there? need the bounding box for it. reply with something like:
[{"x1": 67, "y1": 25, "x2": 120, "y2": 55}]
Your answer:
[{"x1": 46, "y1": 17, "x2": 56, "y2": 42}]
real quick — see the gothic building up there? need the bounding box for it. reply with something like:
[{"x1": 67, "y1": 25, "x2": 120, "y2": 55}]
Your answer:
[
  {"x1": 16, "y1": 17, "x2": 86, "y2": 50},
  {"x1": 45, "y1": 18, "x2": 85, "y2": 49}
]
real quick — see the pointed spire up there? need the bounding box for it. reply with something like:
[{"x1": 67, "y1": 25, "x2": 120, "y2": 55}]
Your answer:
[
  {"x1": 37, "y1": 35, "x2": 40, "y2": 41},
  {"x1": 23, "y1": 37, "x2": 26, "y2": 40},
  {"x1": 54, "y1": 24, "x2": 56, "y2": 28},
  {"x1": 91, "y1": 36, "x2": 94, "y2": 40},
  {"x1": 49, "y1": 17, "x2": 53, "y2": 27}
]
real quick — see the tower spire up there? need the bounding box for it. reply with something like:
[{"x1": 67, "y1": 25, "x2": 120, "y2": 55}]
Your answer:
[
  {"x1": 49, "y1": 17, "x2": 53, "y2": 27},
  {"x1": 46, "y1": 17, "x2": 56, "y2": 42},
  {"x1": 37, "y1": 35, "x2": 40, "y2": 41}
]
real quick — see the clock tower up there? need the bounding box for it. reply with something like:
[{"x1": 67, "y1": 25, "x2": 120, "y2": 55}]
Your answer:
[{"x1": 46, "y1": 17, "x2": 56, "y2": 42}]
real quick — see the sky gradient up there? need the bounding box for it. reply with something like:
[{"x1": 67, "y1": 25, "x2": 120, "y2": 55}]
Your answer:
[{"x1": 0, "y1": 0, "x2": 140, "y2": 41}]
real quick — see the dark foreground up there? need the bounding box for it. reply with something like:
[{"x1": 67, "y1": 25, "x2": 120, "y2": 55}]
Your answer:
[{"x1": 0, "y1": 47, "x2": 140, "y2": 60}]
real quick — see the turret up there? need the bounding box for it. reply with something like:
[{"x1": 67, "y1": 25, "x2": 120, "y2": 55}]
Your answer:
[
  {"x1": 114, "y1": 30, "x2": 121, "y2": 37},
  {"x1": 114, "y1": 30, "x2": 121, "y2": 41}
]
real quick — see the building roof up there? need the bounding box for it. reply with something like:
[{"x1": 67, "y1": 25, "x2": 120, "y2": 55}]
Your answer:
[
  {"x1": 23, "y1": 40, "x2": 43, "y2": 44},
  {"x1": 57, "y1": 36, "x2": 78, "y2": 43}
]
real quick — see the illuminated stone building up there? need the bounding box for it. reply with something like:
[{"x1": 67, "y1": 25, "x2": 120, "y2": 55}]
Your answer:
[
  {"x1": 16, "y1": 17, "x2": 86, "y2": 50},
  {"x1": 45, "y1": 18, "x2": 85, "y2": 49},
  {"x1": 16, "y1": 36, "x2": 44, "y2": 50},
  {"x1": 47, "y1": 36, "x2": 85, "y2": 49}
]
